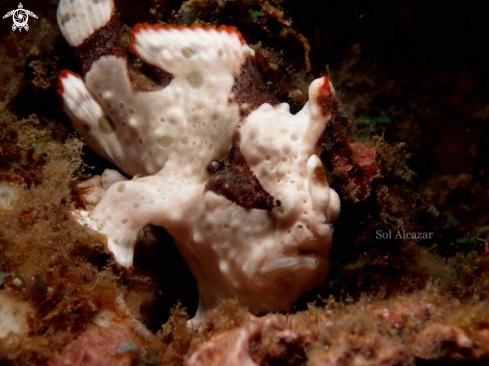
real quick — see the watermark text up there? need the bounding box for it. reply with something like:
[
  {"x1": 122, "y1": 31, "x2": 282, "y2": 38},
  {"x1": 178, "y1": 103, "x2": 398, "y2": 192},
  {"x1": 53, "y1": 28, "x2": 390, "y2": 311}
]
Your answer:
[{"x1": 376, "y1": 230, "x2": 433, "y2": 240}]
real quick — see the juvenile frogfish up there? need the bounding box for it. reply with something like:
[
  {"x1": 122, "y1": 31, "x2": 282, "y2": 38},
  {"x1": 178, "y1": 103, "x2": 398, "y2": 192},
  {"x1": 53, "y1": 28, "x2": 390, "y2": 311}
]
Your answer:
[{"x1": 57, "y1": 0, "x2": 340, "y2": 322}]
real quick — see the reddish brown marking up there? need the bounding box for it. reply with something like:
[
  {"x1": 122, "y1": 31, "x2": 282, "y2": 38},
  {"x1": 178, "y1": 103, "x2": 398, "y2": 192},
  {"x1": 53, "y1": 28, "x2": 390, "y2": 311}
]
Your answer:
[
  {"x1": 57, "y1": 69, "x2": 83, "y2": 96},
  {"x1": 57, "y1": 70, "x2": 84, "y2": 107},
  {"x1": 72, "y1": 14, "x2": 124, "y2": 74},
  {"x1": 130, "y1": 23, "x2": 245, "y2": 56},
  {"x1": 206, "y1": 135, "x2": 274, "y2": 211},
  {"x1": 316, "y1": 76, "x2": 334, "y2": 117},
  {"x1": 312, "y1": 165, "x2": 328, "y2": 186},
  {"x1": 231, "y1": 55, "x2": 278, "y2": 117}
]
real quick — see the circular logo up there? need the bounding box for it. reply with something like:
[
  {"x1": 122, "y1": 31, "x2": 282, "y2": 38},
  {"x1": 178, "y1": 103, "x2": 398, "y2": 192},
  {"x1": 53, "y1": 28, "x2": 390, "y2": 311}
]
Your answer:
[
  {"x1": 12, "y1": 8, "x2": 29, "y2": 30},
  {"x1": 3, "y1": 3, "x2": 38, "y2": 32}
]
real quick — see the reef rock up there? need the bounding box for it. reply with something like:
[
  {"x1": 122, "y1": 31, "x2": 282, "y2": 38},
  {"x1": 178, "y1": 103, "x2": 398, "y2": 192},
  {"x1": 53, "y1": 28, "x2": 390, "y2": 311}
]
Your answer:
[{"x1": 57, "y1": 0, "x2": 340, "y2": 321}]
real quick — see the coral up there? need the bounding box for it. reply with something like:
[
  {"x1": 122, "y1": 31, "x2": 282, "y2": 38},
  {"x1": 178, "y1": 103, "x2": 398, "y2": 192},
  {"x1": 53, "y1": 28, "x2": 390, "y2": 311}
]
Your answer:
[
  {"x1": 0, "y1": 182, "x2": 21, "y2": 212},
  {"x1": 48, "y1": 294, "x2": 158, "y2": 366},
  {"x1": 165, "y1": 294, "x2": 489, "y2": 366},
  {"x1": 56, "y1": 0, "x2": 340, "y2": 320},
  {"x1": 49, "y1": 328, "x2": 142, "y2": 366},
  {"x1": 74, "y1": 169, "x2": 128, "y2": 211},
  {"x1": 0, "y1": 290, "x2": 33, "y2": 339}
]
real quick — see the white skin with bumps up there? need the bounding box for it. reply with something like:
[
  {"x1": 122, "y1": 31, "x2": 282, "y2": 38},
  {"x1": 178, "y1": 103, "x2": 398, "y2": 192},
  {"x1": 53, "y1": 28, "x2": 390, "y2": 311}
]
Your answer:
[{"x1": 58, "y1": 0, "x2": 340, "y2": 322}]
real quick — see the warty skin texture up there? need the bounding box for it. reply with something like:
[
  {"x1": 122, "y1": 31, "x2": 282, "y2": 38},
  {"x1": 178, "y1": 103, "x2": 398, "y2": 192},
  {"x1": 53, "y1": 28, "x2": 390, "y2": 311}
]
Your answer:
[{"x1": 57, "y1": 0, "x2": 340, "y2": 322}]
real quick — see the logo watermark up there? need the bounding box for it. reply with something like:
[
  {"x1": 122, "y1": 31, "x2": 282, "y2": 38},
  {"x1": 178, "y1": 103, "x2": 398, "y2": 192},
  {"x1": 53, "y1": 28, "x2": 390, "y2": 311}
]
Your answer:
[{"x1": 3, "y1": 3, "x2": 37, "y2": 32}]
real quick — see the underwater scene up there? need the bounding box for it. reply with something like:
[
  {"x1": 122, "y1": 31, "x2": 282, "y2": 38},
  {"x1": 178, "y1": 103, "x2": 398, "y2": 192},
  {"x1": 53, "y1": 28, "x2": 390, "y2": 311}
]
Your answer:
[{"x1": 1, "y1": 0, "x2": 489, "y2": 365}]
